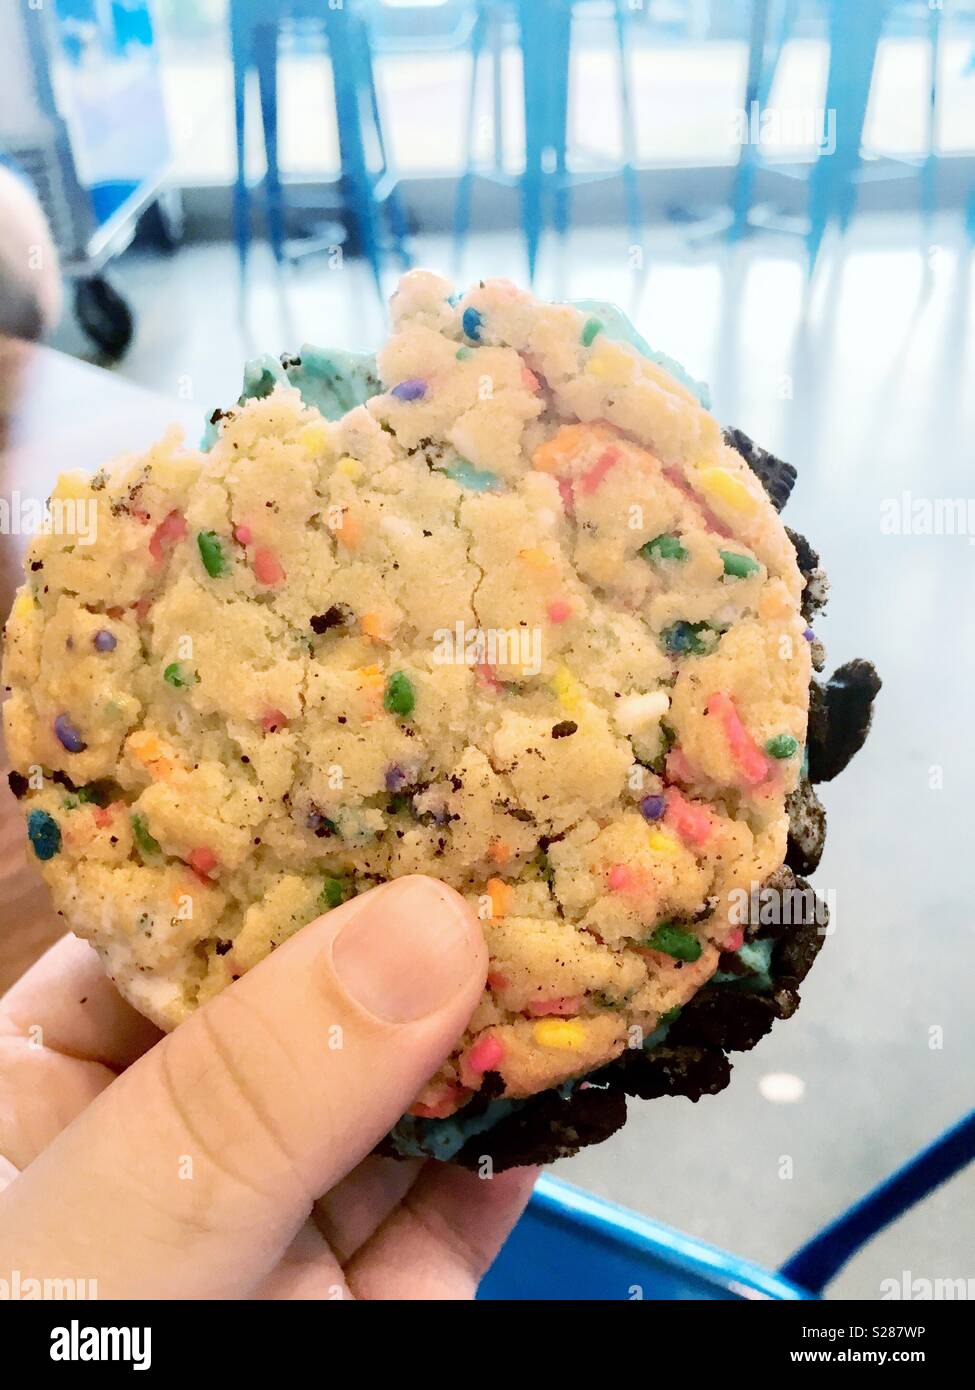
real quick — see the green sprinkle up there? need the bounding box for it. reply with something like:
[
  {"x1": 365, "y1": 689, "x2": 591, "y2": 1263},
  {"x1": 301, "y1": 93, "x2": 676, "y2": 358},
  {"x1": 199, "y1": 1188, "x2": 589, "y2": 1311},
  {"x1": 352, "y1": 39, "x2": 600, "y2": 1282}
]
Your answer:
[
  {"x1": 719, "y1": 549, "x2": 760, "y2": 579},
  {"x1": 660, "y1": 620, "x2": 715, "y2": 656},
  {"x1": 641, "y1": 533, "x2": 688, "y2": 563},
  {"x1": 321, "y1": 877, "x2": 350, "y2": 910},
  {"x1": 444, "y1": 460, "x2": 501, "y2": 493},
  {"x1": 765, "y1": 733, "x2": 799, "y2": 759},
  {"x1": 163, "y1": 662, "x2": 197, "y2": 688},
  {"x1": 131, "y1": 813, "x2": 161, "y2": 859},
  {"x1": 660, "y1": 1006, "x2": 682, "y2": 1025},
  {"x1": 384, "y1": 671, "x2": 415, "y2": 717},
  {"x1": 645, "y1": 922, "x2": 702, "y2": 962},
  {"x1": 581, "y1": 316, "x2": 603, "y2": 347},
  {"x1": 197, "y1": 530, "x2": 227, "y2": 578},
  {"x1": 456, "y1": 346, "x2": 473, "y2": 361},
  {"x1": 27, "y1": 809, "x2": 61, "y2": 860}
]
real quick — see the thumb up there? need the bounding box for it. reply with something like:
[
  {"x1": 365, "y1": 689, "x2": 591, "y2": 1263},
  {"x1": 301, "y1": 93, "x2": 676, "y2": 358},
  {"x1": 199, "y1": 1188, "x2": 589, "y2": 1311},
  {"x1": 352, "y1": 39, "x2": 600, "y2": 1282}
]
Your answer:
[{"x1": 0, "y1": 876, "x2": 486, "y2": 1298}]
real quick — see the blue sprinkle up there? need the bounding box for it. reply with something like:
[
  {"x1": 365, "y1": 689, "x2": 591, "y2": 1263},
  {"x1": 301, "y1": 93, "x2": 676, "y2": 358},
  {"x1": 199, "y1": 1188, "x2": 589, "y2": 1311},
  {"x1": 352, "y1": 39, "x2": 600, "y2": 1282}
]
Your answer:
[
  {"x1": 28, "y1": 809, "x2": 61, "y2": 861},
  {"x1": 639, "y1": 794, "x2": 666, "y2": 822},
  {"x1": 384, "y1": 764, "x2": 408, "y2": 792},
  {"x1": 444, "y1": 461, "x2": 501, "y2": 493},
  {"x1": 54, "y1": 713, "x2": 87, "y2": 753},
  {"x1": 462, "y1": 306, "x2": 483, "y2": 342},
  {"x1": 93, "y1": 629, "x2": 117, "y2": 652},
  {"x1": 390, "y1": 378, "x2": 427, "y2": 402}
]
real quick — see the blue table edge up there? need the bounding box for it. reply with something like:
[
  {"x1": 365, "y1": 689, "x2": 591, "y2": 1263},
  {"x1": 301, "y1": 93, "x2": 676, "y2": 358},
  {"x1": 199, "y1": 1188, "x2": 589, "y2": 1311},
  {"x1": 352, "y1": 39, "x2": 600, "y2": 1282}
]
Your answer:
[{"x1": 493, "y1": 1173, "x2": 811, "y2": 1301}]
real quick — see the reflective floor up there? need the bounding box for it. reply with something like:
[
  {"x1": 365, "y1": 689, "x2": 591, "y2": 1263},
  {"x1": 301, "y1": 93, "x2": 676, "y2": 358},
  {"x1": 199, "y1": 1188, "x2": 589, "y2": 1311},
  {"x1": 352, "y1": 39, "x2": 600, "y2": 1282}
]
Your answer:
[{"x1": 53, "y1": 211, "x2": 975, "y2": 1299}]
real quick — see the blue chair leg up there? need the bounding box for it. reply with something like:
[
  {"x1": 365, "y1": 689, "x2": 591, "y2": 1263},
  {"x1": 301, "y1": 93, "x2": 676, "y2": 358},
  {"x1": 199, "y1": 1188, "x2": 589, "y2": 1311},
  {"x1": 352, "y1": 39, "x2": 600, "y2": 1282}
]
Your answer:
[
  {"x1": 729, "y1": 0, "x2": 771, "y2": 243},
  {"x1": 806, "y1": 0, "x2": 889, "y2": 269},
  {"x1": 254, "y1": 21, "x2": 285, "y2": 262},
  {"x1": 518, "y1": 0, "x2": 550, "y2": 281},
  {"x1": 454, "y1": 1, "x2": 489, "y2": 259},
  {"x1": 354, "y1": 11, "x2": 411, "y2": 264},
  {"x1": 549, "y1": 2, "x2": 573, "y2": 241},
  {"x1": 228, "y1": 5, "x2": 253, "y2": 265},
  {"x1": 613, "y1": 0, "x2": 643, "y2": 250},
  {"x1": 325, "y1": 8, "x2": 384, "y2": 293},
  {"x1": 921, "y1": 0, "x2": 942, "y2": 222}
]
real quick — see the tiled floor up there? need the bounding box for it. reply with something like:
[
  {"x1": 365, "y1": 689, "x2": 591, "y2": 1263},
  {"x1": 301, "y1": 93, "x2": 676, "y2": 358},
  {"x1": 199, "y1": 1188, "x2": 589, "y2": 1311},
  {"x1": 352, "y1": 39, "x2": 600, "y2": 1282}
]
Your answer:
[{"x1": 53, "y1": 211, "x2": 975, "y2": 1299}]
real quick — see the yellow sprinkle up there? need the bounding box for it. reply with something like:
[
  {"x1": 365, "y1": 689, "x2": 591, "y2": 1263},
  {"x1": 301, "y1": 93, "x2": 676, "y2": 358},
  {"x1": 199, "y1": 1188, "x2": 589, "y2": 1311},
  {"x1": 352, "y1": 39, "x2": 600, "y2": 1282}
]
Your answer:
[
  {"x1": 336, "y1": 454, "x2": 364, "y2": 480},
  {"x1": 550, "y1": 665, "x2": 582, "y2": 711},
  {"x1": 586, "y1": 341, "x2": 636, "y2": 385},
  {"x1": 647, "y1": 829, "x2": 679, "y2": 856},
  {"x1": 299, "y1": 423, "x2": 331, "y2": 456},
  {"x1": 128, "y1": 731, "x2": 162, "y2": 762},
  {"x1": 518, "y1": 546, "x2": 552, "y2": 572},
  {"x1": 11, "y1": 591, "x2": 34, "y2": 621},
  {"x1": 533, "y1": 1018, "x2": 587, "y2": 1050},
  {"x1": 698, "y1": 467, "x2": 757, "y2": 514},
  {"x1": 357, "y1": 663, "x2": 384, "y2": 690}
]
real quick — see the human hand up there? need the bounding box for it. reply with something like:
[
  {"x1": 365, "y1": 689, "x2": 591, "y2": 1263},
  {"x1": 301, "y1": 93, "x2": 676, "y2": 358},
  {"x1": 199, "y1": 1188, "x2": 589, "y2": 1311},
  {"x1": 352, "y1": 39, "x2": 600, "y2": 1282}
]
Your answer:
[{"x1": 0, "y1": 876, "x2": 536, "y2": 1299}]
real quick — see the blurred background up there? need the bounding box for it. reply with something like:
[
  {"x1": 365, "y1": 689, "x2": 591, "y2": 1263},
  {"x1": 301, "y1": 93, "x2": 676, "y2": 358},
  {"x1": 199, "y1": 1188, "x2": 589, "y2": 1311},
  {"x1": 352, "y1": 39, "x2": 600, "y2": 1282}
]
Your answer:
[{"x1": 1, "y1": 0, "x2": 973, "y2": 1300}]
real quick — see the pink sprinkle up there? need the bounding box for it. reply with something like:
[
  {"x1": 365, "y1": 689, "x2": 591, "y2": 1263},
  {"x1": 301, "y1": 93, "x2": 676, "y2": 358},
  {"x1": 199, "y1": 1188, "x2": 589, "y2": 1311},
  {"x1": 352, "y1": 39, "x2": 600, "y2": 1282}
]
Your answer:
[
  {"x1": 132, "y1": 508, "x2": 151, "y2": 526},
  {"x1": 188, "y1": 847, "x2": 218, "y2": 880},
  {"x1": 487, "y1": 971, "x2": 509, "y2": 991},
  {"x1": 608, "y1": 863, "x2": 633, "y2": 891},
  {"x1": 527, "y1": 996, "x2": 580, "y2": 1017},
  {"x1": 663, "y1": 466, "x2": 734, "y2": 539},
  {"x1": 521, "y1": 364, "x2": 541, "y2": 393},
  {"x1": 724, "y1": 927, "x2": 745, "y2": 952},
  {"x1": 93, "y1": 805, "x2": 114, "y2": 829},
  {"x1": 578, "y1": 446, "x2": 620, "y2": 496},
  {"x1": 557, "y1": 477, "x2": 575, "y2": 515},
  {"x1": 476, "y1": 661, "x2": 503, "y2": 691},
  {"x1": 253, "y1": 546, "x2": 285, "y2": 586},
  {"x1": 233, "y1": 523, "x2": 253, "y2": 545},
  {"x1": 664, "y1": 787, "x2": 713, "y2": 846},
  {"x1": 148, "y1": 509, "x2": 187, "y2": 563},
  {"x1": 132, "y1": 596, "x2": 152, "y2": 623},
  {"x1": 261, "y1": 708, "x2": 288, "y2": 733},
  {"x1": 665, "y1": 748, "x2": 695, "y2": 784},
  {"x1": 547, "y1": 598, "x2": 572, "y2": 624},
  {"x1": 707, "y1": 691, "x2": 770, "y2": 787},
  {"x1": 466, "y1": 1035, "x2": 505, "y2": 1075}
]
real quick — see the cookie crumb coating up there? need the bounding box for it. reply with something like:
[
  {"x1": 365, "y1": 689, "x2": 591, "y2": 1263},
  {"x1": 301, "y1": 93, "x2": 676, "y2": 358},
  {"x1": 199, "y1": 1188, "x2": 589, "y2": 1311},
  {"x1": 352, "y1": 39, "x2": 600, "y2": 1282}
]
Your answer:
[{"x1": 3, "y1": 272, "x2": 813, "y2": 1140}]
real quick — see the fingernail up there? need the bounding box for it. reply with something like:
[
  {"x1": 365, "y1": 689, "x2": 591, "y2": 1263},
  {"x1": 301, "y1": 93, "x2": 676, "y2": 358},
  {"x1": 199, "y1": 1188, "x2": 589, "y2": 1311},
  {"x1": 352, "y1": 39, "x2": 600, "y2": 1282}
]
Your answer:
[{"x1": 331, "y1": 877, "x2": 481, "y2": 1022}]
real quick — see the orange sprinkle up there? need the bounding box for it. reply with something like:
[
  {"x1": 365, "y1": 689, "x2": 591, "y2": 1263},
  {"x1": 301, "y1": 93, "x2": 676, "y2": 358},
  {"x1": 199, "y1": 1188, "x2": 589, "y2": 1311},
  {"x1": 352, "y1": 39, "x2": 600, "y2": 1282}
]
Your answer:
[
  {"x1": 487, "y1": 839, "x2": 511, "y2": 865},
  {"x1": 361, "y1": 611, "x2": 391, "y2": 641},
  {"x1": 487, "y1": 877, "x2": 513, "y2": 917},
  {"x1": 335, "y1": 512, "x2": 360, "y2": 549}
]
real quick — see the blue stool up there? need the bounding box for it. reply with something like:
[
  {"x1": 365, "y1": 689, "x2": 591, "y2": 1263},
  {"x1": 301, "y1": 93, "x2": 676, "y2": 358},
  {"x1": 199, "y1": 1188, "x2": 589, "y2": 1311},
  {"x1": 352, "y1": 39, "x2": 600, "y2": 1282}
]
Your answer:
[
  {"x1": 229, "y1": 0, "x2": 410, "y2": 288},
  {"x1": 481, "y1": 1108, "x2": 975, "y2": 1300},
  {"x1": 455, "y1": 0, "x2": 643, "y2": 280},
  {"x1": 729, "y1": 0, "x2": 943, "y2": 267}
]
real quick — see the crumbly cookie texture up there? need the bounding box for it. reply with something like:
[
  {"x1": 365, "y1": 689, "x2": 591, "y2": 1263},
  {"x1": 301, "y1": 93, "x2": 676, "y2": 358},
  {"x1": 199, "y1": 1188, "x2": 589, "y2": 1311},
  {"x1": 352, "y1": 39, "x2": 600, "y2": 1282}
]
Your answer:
[{"x1": 2, "y1": 270, "x2": 810, "y2": 1127}]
